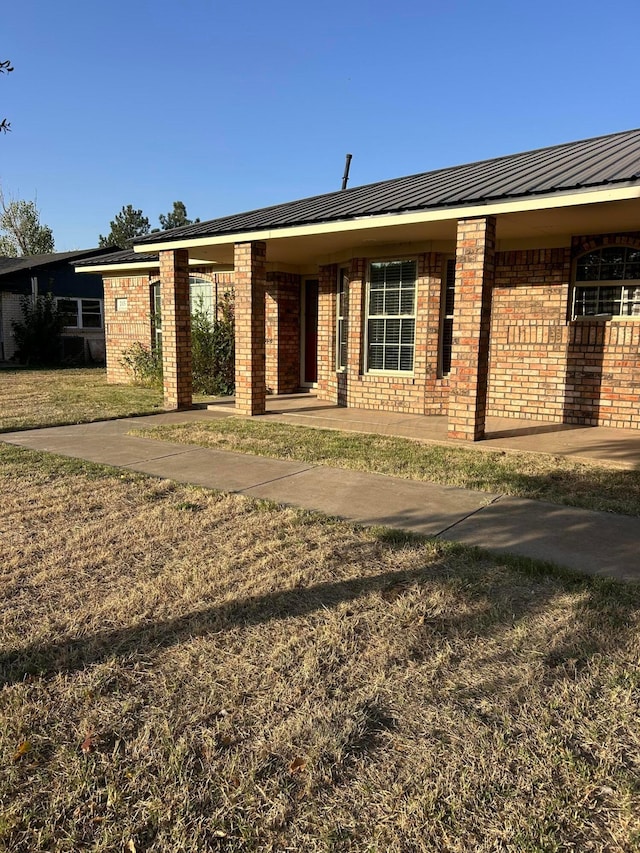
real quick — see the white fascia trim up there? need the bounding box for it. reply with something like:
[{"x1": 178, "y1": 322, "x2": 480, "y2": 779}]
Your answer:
[
  {"x1": 75, "y1": 259, "x2": 231, "y2": 274},
  {"x1": 132, "y1": 185, "x2": 640, "y2": 254},
  {"x1": 75, "y1": 262, "x2": 157, "y2": 273}
]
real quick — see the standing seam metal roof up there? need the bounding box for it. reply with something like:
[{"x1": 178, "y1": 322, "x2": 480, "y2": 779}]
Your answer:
[{"x1": 132, "y1": 127, "x2": 640, "y2": 246}]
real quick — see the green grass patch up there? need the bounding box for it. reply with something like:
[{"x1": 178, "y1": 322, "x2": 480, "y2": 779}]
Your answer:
[{"x1": 132, "y1": 417, "x2": 640, "y2": 516}]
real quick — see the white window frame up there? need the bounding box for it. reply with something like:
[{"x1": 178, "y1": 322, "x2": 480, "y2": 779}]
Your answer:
[
  {"x1": 151, "y1": 275, "x2": 217, "y2": 353},
  {"x1": 572, "y1": 247, "x2": 640, "y2": 319},
  {"x1": 336, "y1": 267, "x2": 348, "y2": 371},
  {"x1": 56, "y1": 297, "x2": 104, "y2": 329},
  {"x1": 365, "y1": 258, "x2": 417, "y2": 374}
]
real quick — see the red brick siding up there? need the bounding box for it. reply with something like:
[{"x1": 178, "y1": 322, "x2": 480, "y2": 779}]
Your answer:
[
  {"x1": 423, "y1": 253, "x2": 450, "y2": 415},
  {"x1": 316, "y1": 256, "x2": 435, "y2": 414},
  {"x1": 103, "y1": 274, "x2": 155, "y2": 384},
  {"x1": 265, "y1": 272, "x2": 301, "y2": 394},
  {"x1": 488, "y1": 248, "x2": 571, "y2": 422},
  {"x1": 234, "y1": 241, "x2": 266, "y2": 415},
  {"x1": 159, "y1": 249, "x2": 192, "y2": 409},
  {"x1": 488, "y1": 234, "x2": 640, "y2": 429},
  {"x1": 103, "y1": 268, "x2": 233, "y2": 386},
  {"x1": 317, "y1": 264, "x2": 339, "y2": 402},
  {"x1": 447, "y1": 217, "x2": 496, "y2": 440}
]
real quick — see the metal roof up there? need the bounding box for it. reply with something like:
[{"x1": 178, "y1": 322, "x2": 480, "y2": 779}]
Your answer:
[
  {"x1": 135, "y1": 128, "x2": 640, "y2": 246},
  {"x1": 74, "y1": 248, "x2": 159, "y2": 267},
  {"x1": 0, "y1": 247, "x2": 116, "y2": 277}
]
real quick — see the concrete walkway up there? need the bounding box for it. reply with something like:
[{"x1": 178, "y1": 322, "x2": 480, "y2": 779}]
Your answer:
[{"x1": 2, "y1": 411, "x2": 640, "y2": 582}]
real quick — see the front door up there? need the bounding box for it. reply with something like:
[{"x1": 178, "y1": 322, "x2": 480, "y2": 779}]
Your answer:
[{"x1": 301, "y1": 278, "x2": 318, "y2": 386}]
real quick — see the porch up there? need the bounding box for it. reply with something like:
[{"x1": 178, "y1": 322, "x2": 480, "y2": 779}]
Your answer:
[{"x1": 205, "y1": 392, "x2": 640, "y2": 470}]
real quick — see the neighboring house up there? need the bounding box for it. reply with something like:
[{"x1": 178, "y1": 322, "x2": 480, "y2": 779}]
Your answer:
[
  {"x1": 77, "y1": 128, "x2": 640, "y2": 440},
  {"x1": 0, "y1": 248, "x2": 114, "y2": 363}
]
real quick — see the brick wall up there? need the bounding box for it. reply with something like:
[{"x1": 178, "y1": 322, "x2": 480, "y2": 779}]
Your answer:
[
  {"x1": 316, "y1": 254, "x2": 441, "y2": 415},
  {"x1": 103, "y1": 268, "x2": 233, "y2": 385},
  {"x1": 265, "y1": 272, "x2": 301, "y2": 394},
  {"x1": 488, "y1": 248, "x2": 571, "y2": 422},
  {"x1": 423, "y1": 253, "x2": 450, "y2": 415},
  {"x1": 103, "y1": 274, "x2": 155, "y2": 383},
  {"x1": 488, "y1": 234, "x2": 640, "y2": 429}
]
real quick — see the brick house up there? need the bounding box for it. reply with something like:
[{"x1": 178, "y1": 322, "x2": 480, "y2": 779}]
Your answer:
[{"x1": 78, "y1": 128, "x2": 640, "y2": 440}]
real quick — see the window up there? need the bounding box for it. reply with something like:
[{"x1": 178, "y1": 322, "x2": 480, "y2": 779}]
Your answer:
[
  {"x1": 56, "y1": 298, "x2": 103, "y2": 329},
  {"x1": 151, "y1": 281, "x2": 162, "y2": 352},
  {"x1": 336, "y1": 267, "x2": 348, "y2": 370},
  {"x1": 366, "y1": 260, "x2": 416, "y2": 372},
  {"x1": 440, "y1": 258, "x2": 455, "y2": 376},
  {"x1": 150, "y1": 275, "x2": 216, "y2": 353},
  {"x1": 573, "y1": 247, "x2": 640, "y2": 318},
  {"x1": 189, "y1": 276, "x2": 215, "y2": 320}
]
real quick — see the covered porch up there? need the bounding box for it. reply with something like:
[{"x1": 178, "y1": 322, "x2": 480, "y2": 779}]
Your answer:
[{"x1": 149, "y1": 192, "x2": 640, "y2": 441}]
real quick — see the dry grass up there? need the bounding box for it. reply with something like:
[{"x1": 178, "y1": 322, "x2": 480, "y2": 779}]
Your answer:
[
  {"x1": 133, "y1": 418, "x2": 640, "y2": 517},
  {"x1": 0, "y1": 368, "x2": 164, "y2": 432},
  {"x1": 1, "y1": 444, "x2": 640, "y2": 851}
]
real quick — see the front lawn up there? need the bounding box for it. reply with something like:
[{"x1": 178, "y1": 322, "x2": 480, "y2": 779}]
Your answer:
[
  {"x1": 1, "y1": 444, "x2": 639, "y2": 851},
  {"x1": 0, "y1": 368, "x2": 164, "y2": 432},
  {"x1": 132, "y1": 418, "x2": 640, "y2": 517}
]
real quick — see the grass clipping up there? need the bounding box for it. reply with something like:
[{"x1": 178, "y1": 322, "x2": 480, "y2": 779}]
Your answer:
[{"x1": 1, "y1": 444, "x2": 640, "y2": 851}]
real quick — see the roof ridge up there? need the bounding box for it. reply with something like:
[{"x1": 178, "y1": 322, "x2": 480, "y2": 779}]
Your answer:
[{"x1": 135, "y1": 128, "x2": 640, "y2": 245}]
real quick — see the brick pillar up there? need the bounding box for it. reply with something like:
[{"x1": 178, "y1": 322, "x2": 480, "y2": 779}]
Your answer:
[
  {"x1": 234, "y1": 241, "x2": 266, "y2": 415},
  {"x1": 317, "y1": 264, "x2": 337, "y2": 401},
  {"x1": 159, "y1": 248, "x2": 192, "y2": 410},
  {"x1": 346, "y1": 259, "x2": 366, "y2": 405},
  {"x1": 447, "y1": 217, "x2": 496, "y2": 441}
]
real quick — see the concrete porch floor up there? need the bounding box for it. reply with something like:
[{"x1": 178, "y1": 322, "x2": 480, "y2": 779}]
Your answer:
[{"x1": 206, "y1": 392, "x2": 640, "y2": 470}]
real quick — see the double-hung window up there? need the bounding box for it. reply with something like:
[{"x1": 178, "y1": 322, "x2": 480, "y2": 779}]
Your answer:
[
  {"x1": 573, "y1": 247, "x2": 640, "y2": 318},
  {"x1": 366, "y1": 260, "x2": 416, "y2": 372},
  {"x1": 57, "y1": 298, "x2": 103, "y2": 329}
]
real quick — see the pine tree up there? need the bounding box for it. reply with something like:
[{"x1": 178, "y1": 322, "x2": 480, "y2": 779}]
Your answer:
[{"x1": 99, "y1": 205, "x2": 150, "y2": 249}]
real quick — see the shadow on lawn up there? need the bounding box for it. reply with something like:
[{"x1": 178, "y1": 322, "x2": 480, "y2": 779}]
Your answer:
[{"x1": 2, "y1": 542, "x2": 639, "y2": 690}]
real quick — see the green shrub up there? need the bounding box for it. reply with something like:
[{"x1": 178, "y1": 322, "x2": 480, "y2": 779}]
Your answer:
[
  {"x1": 11, "y1": 293, "x2": 64, "y2": 366},
  {"x1": 120, "y1": 342, "x2": 163, "y2": 387},
  {"x1": 120, "y1": 292, "x2": 235, "y2": 396},
  {"x1": 191, "y1": 291, "x2": 235, "y2": 396}
]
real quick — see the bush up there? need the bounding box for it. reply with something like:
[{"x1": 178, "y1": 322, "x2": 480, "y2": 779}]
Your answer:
[
  {"x1": 11, "y1": 293, "x2": 64, "y2": 366},
  {"x1": 191, "y1": 292, "x2": 235, "y2": 396},
  {"x1": 120, "y1": 342, "x2": 163, "y2": 387},
  {"x1": 120, "y1": 292, "x2": 235, "y2": 396}
]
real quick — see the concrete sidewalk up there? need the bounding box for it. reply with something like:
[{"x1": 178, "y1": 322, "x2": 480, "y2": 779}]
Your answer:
[{"x1": 2, "y1": 412, "x2": 639, "y2": 582}]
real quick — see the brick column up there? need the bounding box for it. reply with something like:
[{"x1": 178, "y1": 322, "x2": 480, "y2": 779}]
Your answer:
[
  {"x1": 447, "y1": 217, "x2": 496, "y2": 441},
  {"x1": 234, "y1": 241, "x2": 266, "y2": 415},
  {"x1": 159, "y1": 249, "x2": 192, "y2": 410},
  {"x1": 317, "y1": 264, "x2": 337, "y2": 401},
  {"x1": 346, "y1": 258, "x2": 366, "y2": 387}
]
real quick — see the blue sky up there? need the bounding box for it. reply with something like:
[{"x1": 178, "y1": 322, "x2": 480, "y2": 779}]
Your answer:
[{"x1": 3, "y1": 0, "x2": 640, "y2": 251}]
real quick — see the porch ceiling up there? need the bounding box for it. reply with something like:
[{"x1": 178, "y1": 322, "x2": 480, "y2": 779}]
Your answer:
[{"x1": 184, "y1": 197, "x2": 640, "y2": 269}]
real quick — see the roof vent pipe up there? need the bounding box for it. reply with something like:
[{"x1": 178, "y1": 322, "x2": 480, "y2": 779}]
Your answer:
[{"x1": 341, "y1": 153, "x2": 352, "y2": 190}]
